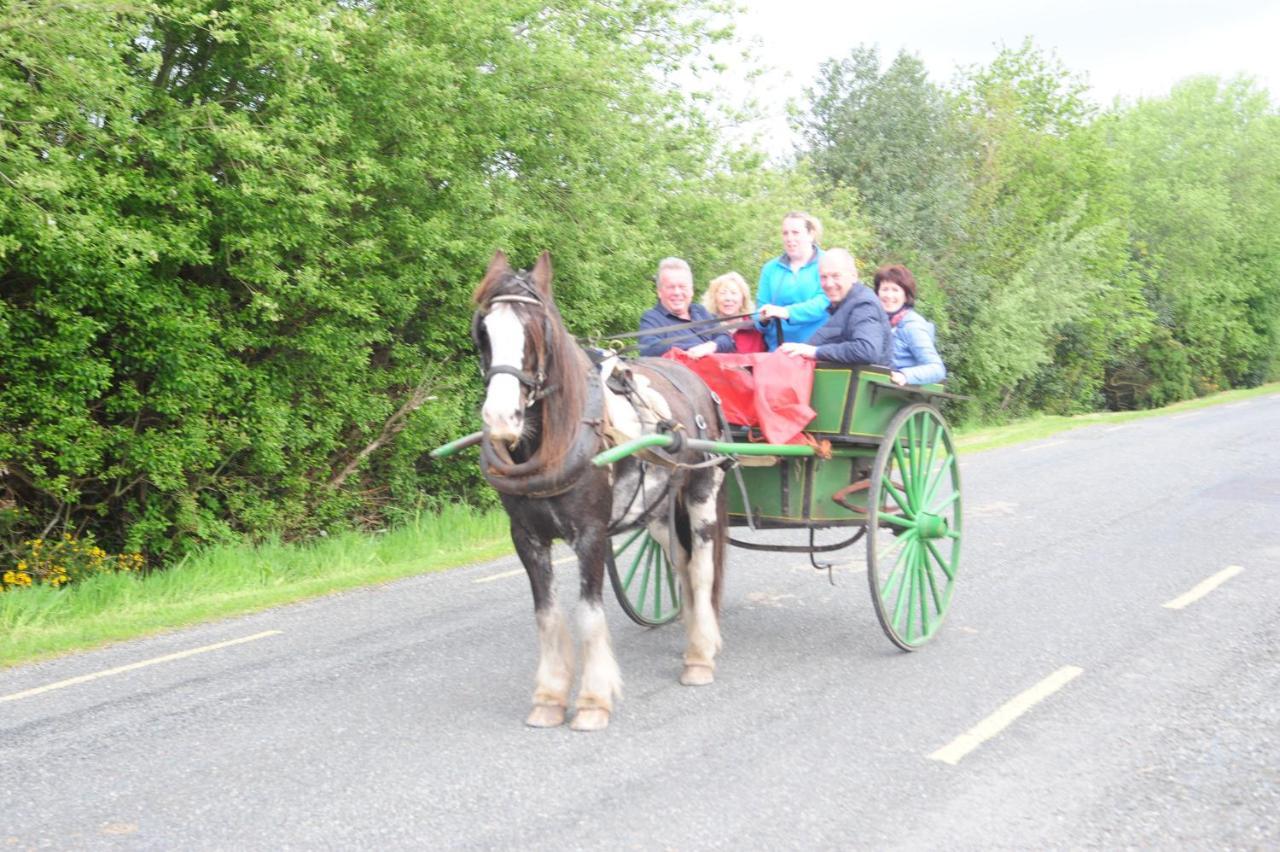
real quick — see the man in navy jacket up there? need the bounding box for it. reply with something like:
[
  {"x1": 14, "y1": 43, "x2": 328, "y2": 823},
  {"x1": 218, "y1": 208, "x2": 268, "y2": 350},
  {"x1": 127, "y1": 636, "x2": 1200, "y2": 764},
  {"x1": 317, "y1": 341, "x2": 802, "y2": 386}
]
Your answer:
[
  {"x1": 637, "y1": 257, "x2": 735, "y2": 358},
  {"x1": 778, "y1": 248, "x2": 890, "y2": 365}
]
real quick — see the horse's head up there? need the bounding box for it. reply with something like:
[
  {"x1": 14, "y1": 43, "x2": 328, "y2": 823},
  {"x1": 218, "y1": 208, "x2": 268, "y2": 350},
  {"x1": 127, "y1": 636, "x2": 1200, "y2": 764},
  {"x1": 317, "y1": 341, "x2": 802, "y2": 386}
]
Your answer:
[{"x1": 472, "y1": 250, "x2": 558, "y2": 446}]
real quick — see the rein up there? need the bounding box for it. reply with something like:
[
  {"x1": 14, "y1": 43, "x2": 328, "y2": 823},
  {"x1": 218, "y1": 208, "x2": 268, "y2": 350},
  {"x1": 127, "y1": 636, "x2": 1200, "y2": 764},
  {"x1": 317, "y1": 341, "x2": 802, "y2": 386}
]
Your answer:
[{"x1": 582, "y1": 312, "x2": 755, "y2": 350}]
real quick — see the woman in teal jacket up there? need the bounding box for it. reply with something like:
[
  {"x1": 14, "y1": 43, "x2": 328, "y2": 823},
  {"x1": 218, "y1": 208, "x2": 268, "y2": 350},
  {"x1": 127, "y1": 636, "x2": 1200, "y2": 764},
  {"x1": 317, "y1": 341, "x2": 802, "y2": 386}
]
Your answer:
[{"x1": 755, "y1": 212, "x2": 829, "y2": 350}]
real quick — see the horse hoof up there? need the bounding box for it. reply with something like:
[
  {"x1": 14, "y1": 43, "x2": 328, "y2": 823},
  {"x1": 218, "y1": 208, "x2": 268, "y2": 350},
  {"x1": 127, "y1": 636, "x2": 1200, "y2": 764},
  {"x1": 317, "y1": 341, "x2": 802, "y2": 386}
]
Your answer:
[
  {"x1": 570, "y1": 707, "x2": 611, "y2": 732},
  {"x1": 526, "y1": 704, "x2": 567, "y2": 728},
  {"x1": 680, "y1": 664, "x2": 715, "y2": 686}
]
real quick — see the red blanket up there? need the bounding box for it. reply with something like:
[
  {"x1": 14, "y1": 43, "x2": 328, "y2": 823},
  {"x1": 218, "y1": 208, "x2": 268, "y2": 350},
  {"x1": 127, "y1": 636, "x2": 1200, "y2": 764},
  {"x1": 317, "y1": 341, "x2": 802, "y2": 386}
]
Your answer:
[{"x1": 662, "y1": 350, "x2": 816, "y2": 445}]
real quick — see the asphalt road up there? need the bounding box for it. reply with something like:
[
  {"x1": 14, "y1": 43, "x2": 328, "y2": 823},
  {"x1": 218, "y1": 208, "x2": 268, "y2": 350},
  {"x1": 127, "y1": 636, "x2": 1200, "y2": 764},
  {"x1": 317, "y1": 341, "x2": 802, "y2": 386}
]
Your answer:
[{"x1": 4, "y1": 393, "x2": 1279, "y2": 849}]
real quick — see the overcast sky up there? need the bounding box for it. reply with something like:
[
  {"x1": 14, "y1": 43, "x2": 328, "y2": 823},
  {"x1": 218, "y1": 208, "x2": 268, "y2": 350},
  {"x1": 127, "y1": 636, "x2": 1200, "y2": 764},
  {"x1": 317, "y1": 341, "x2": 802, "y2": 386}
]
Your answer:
[{"x1": 724, "y1": 0, "x2": 1279, "y2": 154}]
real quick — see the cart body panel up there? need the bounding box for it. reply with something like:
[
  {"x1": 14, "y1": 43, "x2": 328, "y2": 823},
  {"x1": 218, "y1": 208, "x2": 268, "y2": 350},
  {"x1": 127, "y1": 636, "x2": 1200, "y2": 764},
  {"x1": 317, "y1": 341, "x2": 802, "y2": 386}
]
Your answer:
[{"x1": 728, "y1": 364, "x2": 945, "y2": 528}]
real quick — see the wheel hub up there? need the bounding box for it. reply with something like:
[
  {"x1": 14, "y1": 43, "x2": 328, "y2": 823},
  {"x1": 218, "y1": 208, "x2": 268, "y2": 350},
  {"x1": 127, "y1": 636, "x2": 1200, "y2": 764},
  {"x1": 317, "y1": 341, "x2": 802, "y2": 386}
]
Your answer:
[{"x1": 916, "y1": 512, "x2": 948, "y2": 540}]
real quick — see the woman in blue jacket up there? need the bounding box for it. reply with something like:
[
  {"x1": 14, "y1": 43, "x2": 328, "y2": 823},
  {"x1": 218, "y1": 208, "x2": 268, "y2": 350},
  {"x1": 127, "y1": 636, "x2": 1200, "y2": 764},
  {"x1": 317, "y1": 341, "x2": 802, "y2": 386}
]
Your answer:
[
  {"x1": 873, "y1": 264, "x2": 946, "y2": 386},
  {"x1": 755, "y1": 212, "x2": 829, "y2": 350}
]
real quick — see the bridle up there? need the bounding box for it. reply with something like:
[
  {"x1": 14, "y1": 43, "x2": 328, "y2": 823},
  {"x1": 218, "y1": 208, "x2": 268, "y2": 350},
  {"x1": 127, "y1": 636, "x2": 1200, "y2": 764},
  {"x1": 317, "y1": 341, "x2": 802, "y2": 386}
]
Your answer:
[
  {"x1": 473, "y1": 273, "x2": 605, "y2": 498},
  {"x1": 473, "y1": 286, "x2": 557, "y2": 408}
]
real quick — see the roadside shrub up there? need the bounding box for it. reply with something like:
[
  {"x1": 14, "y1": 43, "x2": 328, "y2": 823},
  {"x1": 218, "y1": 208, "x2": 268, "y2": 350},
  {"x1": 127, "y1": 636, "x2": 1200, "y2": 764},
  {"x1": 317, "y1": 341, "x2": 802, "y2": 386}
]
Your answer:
[
  {"x1": 1, "y1": 534, "x2": 145, "y2": 592},
  {"x1": 1139, "y1": 328, "x2": 1197, "y2": 408}
]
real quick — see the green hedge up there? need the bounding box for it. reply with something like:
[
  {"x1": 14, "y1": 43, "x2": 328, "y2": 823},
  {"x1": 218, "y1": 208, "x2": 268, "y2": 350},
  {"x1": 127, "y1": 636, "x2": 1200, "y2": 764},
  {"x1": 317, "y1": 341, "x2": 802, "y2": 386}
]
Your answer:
[{"x1": 2, "y1": 0, "x2": 833, "y2": 557}]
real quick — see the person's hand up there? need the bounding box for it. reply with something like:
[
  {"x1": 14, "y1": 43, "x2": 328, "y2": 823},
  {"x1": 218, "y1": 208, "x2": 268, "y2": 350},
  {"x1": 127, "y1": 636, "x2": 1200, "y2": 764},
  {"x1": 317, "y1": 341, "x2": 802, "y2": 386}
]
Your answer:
[
  {"x1": 890, "y1": 370, "x2": 907, "y2": 386},
  {"x1": 758, "y1": 304, "x2": 790, "y2": 321},
  {"x1": 778, "y1": 342, "x2": 817, "y2": 359},
  {"x1": 686, "y1": 341, "x2": 718, "y2": 359}
]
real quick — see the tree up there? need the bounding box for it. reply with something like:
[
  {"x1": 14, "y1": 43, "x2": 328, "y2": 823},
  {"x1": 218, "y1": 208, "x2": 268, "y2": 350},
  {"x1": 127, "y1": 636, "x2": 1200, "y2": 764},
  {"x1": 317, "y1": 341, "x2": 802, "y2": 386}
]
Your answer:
[
  {"x1": 1109, "y1": 76, "x2": 1280, "y2": 393},
  {"x1": 945, "y1": 40, "x2": 1148, "y2": 416},
  {"x1": 798, "y1": 45, "x2": 970, "y2": 270},
  {"x1": 0, "y1": 0, "x2": 769, "y2": 556}
]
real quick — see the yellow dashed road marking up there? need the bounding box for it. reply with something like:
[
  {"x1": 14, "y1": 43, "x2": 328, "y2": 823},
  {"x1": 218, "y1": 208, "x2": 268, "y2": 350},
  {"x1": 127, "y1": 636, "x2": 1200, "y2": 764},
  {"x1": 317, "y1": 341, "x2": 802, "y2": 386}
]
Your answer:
[
  {"x1": 928, "y1": 666, "x2": 1084, "y2": 765},
  {"x1": 474, "y1": 554, "x2": 577, "y2": 583},
  {"x1": 1, "y1": 630, "x2": 283, "y2": 703},
  {"x1": 1163, "y1": 565, "x2": 1243, "y2": 610}
]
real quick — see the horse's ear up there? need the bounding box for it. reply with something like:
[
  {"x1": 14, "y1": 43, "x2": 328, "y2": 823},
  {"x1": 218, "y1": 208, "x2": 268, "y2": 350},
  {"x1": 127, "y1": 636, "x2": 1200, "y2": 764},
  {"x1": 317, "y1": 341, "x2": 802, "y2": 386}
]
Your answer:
[
  {"x1": 484, "y1": 250, "x2": 510, "y2": 280},
  {"x1": 531, "y1": 251, "x2": 553, "y2": 298},
  {"x1": 475, "y1": 250, "x2": 510, "y2": 303}
]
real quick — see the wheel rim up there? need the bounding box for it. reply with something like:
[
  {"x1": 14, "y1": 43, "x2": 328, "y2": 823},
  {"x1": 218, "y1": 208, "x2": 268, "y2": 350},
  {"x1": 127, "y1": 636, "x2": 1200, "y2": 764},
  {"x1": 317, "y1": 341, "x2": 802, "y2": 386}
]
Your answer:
[
  {"x1": 608, "y1": 528, "x2": 682, "y2": 627},
  {"x1": 866, "y1": 404, "x2": 961, "y2": 650}
]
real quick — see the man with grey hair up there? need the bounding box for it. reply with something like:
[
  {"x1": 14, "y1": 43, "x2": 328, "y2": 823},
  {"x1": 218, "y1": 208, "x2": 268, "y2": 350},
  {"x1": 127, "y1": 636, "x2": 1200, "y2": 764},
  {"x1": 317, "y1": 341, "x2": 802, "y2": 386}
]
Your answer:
[
  {"x1": 778, "y1": 248, "x2": 890, "y2": 365},
  {"x1": 637, "y1": 257, "x2": 734, "y2": 358}
]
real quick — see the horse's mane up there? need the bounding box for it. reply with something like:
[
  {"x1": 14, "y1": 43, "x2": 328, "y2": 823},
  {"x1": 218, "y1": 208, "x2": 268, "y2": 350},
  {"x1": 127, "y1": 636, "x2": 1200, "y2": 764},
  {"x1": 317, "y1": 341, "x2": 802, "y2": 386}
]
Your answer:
[{"x1": 472, "y1": 256, "x2": 587, "y2": 473}]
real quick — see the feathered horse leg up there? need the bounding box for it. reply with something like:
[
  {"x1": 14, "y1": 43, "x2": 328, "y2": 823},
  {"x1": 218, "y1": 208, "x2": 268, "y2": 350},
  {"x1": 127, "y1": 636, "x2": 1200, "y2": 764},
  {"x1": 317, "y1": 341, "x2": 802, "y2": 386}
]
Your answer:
[
  {"x1": 510, "y1": 517, "x2": 572, "y2": 728},
  {"x1": 569, "y1": 519, "x2": 622, "y2": 732},
  {"x1": 676, "y1": 466, "x2": 726, "y2": 686}
]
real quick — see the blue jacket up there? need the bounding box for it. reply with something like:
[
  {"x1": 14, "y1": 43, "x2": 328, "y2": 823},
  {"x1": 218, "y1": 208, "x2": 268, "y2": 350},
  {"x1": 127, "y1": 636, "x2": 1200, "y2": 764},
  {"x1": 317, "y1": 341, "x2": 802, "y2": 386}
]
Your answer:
[
  {"x1": 891, "y1": 309, "x2": 946, "y2": 385},
  {"x1": 637, "y1": 302, "x2": 734, "y2": 357},
  {"x1": 807, "y1": 284, "x2": 892, "y2": 366},
  {"x1": 754, "y1": 249, "x2": 828, "y2": 349}
]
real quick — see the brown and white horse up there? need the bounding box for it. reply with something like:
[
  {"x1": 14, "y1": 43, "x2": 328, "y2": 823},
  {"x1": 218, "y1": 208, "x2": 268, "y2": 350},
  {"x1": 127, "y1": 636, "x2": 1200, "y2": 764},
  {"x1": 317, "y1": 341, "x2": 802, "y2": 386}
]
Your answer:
[{"x1": 472, "y1": 250, "x2": 728, "y2": 731}]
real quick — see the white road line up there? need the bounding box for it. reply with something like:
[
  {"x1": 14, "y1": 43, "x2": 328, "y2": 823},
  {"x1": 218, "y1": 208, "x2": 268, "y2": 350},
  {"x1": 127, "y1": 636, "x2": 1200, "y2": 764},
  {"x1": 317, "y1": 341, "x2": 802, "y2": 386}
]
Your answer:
[
  {"x1": 1021, "y1": 440, "x2": 1067, "y2": 452},
  {"x1": 0, "y1": 630, "x2": 283, "y2": 704},
  {"x1": 1168, "y1": 410, "x2": 1205, "y2": 421},
  {"x1": 1103, "y1": 424, "x2": 1132, "y2": 433},
  {"x1": 474, "y1": 554, "x2": 577, "y2": 583},
  {"x1": 928, "y1": 665, "x2": 1084, "y2": 766},
  {"x1": 1163, "y1": 565, "x2": 1243, "y2": 610}
]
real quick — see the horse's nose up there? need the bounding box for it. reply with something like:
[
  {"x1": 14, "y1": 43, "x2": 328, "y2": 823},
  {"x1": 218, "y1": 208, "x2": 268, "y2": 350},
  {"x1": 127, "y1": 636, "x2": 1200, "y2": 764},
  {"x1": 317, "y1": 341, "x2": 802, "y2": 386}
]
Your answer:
[
  {"x1": 483, "y1": 406, "x2": 523, "y2": 443},
  {"x1": 482, "y1": 379, "x2": 523, "y2": 443}
]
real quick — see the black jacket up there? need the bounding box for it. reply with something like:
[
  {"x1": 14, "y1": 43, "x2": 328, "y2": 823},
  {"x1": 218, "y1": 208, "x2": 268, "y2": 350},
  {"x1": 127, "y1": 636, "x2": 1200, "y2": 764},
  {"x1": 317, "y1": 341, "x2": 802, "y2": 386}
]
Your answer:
[
  {"x1": 808, "y1": 284, "x2": 892, "y2": 365},
  {"x1": 637, "y1": 303, "x2": 734, "y2": 357}
]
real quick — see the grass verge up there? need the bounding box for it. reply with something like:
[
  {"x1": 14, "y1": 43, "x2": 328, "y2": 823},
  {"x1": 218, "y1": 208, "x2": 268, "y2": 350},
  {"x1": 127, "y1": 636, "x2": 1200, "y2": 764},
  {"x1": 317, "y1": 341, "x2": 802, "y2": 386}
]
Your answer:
[
  {"x1": 1, "y1": 504, "x2": 510, "y2": 668},
  {"x1": 953, "y1": 382, "x2": 1280, "y2": 453},
  {"x1": 3, "y1": 382, "x2": 1276, "y2": 669}
]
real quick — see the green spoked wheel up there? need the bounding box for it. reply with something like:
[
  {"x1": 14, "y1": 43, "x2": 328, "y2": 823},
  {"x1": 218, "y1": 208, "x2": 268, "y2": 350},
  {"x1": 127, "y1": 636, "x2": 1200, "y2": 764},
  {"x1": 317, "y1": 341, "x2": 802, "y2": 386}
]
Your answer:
[
  {"x1": 866, "y1": 403, "x2": 962, "y2": 651},
  {"x1": 607, "y1": 527, "x2": 682, "y2": 627}
]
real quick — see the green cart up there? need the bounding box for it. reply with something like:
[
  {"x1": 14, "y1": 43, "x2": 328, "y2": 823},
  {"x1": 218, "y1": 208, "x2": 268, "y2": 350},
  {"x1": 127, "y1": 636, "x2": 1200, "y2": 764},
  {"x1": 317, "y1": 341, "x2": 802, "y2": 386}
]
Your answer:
[{"x1": 597, "y1": 364, "x2": 962, "y2": 651}]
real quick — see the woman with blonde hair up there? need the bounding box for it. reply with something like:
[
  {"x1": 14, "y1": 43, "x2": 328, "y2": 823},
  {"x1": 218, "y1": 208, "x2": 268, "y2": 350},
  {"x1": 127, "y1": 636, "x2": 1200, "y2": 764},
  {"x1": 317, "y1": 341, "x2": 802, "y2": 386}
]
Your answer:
[{"x1": 702, "y1": 271, "x2": 766, "y2": 353}]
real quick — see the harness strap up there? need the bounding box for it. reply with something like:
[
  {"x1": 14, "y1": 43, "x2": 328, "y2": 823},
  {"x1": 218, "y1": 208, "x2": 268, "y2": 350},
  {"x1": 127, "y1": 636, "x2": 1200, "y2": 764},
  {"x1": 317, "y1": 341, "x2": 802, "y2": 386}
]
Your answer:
[
  {"x1": 602, "y1": 360, "x2": 706, "y2": 472},
  {"x1": 484, "y1": 364, "x2": 543, "y2": 388},
  {"x1": 487, "y1": 294, "x2": 542, "y2": 307},
  {"x1": 480, "y1": 355, "x2": 606, "y2": 499}
]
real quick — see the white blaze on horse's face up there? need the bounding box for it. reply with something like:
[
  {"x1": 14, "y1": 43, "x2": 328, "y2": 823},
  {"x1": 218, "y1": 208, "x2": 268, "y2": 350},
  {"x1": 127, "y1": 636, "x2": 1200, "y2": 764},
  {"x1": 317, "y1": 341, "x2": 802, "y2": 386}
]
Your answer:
[{"x1": 481, "y1": 303, "x2": 528, "y2": 443}]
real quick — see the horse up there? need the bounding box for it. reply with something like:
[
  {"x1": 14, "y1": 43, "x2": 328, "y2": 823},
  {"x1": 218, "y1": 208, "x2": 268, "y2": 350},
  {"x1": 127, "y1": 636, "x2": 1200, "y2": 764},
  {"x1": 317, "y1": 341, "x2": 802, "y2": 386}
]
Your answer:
[{"x1": 471, "y1": 250, "x2": 728, "y2": 731}]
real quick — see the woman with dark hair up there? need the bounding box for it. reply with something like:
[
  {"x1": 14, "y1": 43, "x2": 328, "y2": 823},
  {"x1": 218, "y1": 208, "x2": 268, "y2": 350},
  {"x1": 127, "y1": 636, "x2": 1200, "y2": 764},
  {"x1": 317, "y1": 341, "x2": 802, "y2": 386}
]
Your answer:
[
  {"x1": 874, "y1": 264, "x2": 946, "y2": 386},
  {"x1": 754, "y1": 211, "x2": 828, "y2": 350}
]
